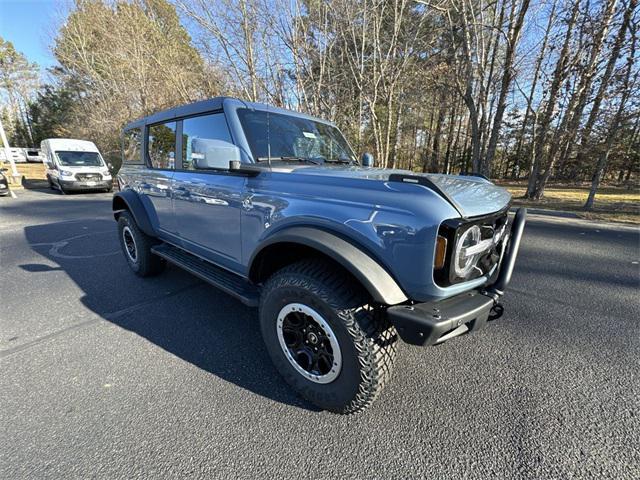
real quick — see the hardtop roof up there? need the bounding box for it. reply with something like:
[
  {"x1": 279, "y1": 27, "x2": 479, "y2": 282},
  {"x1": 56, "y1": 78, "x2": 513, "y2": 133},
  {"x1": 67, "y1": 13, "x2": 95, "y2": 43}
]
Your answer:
[{"x1": 122, "y1": 97, "x2": 335, "y2": 131}]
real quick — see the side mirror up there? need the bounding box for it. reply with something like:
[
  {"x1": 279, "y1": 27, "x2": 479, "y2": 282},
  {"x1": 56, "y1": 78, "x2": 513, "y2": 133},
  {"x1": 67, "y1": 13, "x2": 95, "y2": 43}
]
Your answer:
[
  {"x1": 107, "y1": 162, "x2": 113, "y2": 170},
  {"x1": 192, "y1": 139, "x2": 241, "y2": 170},
  {"x1": 0, "y1": 167, "x2": 7, "y2": 172},
  {"x1": 361, "y1": 152, "x2": 374, "y2": 167}
]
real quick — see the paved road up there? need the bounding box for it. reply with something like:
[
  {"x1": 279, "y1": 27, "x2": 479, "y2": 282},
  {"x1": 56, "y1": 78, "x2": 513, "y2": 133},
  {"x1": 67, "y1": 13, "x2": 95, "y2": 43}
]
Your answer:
[{"x1": 1, "y1": 188, "x2": 638, "y2": 479}]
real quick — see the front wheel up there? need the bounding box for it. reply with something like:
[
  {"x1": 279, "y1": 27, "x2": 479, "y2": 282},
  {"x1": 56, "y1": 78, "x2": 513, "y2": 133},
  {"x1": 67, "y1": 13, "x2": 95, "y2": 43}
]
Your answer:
[{"x1": 259, "y1": 259, "x2": 397, "y2": 414}]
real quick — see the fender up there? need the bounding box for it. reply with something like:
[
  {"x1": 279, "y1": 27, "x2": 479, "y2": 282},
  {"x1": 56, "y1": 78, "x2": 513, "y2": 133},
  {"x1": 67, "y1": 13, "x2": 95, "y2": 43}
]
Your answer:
[
  {"x1": 112, "y1": 190, "x2": 156, "y2": 237},
  {"x1": 250, "y1": 227, "x2": 408, "y2": 306}
]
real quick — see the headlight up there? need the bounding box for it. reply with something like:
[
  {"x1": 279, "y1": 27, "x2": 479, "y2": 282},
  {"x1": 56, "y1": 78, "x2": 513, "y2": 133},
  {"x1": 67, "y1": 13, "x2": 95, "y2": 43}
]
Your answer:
[
  {"x1": 60, "y1": 170, "x2": 73, "y2": 177},
  {"x1": 453, "y1": 225, "x2": 482, "y2": 278}
]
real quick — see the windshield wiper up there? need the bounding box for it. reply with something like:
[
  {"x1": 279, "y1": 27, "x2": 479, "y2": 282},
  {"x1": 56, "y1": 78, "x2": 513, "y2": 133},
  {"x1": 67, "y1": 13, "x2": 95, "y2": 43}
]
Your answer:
[
  {"x1": 256, "y1": 156, "x2": 323, "y2": 165},
  {"x1": 324, "y1": 158, "x2": 354, "y2": 165}
]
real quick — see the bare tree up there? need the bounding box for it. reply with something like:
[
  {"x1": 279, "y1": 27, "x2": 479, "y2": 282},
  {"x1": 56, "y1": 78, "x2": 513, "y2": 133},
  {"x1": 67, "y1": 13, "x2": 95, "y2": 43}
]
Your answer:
[{"x1": 584, "y1": 17, "x2": 638, "y2": 210}]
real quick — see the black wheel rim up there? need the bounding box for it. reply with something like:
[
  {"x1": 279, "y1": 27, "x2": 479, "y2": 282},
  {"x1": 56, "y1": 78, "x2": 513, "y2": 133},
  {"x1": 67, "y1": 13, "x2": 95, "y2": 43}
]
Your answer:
[
  {"x1": 277, "y1": 303, "x2": 342, "y2": 384},
  {"x1": 122, "y1": 226, "x2": 137, "y2": 263}
]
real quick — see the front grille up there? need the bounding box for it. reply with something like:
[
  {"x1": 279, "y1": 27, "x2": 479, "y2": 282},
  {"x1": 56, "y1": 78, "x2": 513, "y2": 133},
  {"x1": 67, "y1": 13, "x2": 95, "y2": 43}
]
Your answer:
[
  {"x1": 435, "y1": 208, "x2": 510, "y2": 287},
  {"x1": 76, "y1": 173, "x2": 102, "y2": 182}
]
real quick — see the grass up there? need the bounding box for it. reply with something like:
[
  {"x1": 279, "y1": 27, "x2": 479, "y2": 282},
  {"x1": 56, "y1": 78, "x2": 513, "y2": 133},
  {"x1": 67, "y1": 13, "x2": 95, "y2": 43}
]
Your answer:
[{"x1": 496, "y1": 181, "x2": 640, "y2": 225}]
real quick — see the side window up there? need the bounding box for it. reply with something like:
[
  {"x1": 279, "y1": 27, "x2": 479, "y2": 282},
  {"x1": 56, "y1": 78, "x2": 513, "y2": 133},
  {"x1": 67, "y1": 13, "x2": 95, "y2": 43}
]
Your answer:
[
  {"x1": 181, "y1": 112, "x2": 232, "y2": 170},
  {"x1": 148, "y1": 122, "x2": 177, "y2": 169},
  {"x1": 122, "y1": 128, "x2": 142, "y2": 165}
]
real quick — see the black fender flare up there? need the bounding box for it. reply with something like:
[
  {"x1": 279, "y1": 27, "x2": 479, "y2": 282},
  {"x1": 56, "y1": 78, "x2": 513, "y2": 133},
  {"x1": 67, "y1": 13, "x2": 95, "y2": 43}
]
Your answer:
[
  {"x1": 112, "y1": 190, "x2": 156, "y2": 237},
  {"x1": 249, "y1": 227, "x2": 408, "y2": 306}
]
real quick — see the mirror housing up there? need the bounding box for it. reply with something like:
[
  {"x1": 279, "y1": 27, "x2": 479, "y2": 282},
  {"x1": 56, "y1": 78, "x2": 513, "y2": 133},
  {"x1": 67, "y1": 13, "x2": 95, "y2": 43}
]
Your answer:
[
  {"x1": 192, "y1": 139, "x2": 241, "y2": 170},
  {"x1": 361, "y1": 152, "x2": 374, "y2": 167}
]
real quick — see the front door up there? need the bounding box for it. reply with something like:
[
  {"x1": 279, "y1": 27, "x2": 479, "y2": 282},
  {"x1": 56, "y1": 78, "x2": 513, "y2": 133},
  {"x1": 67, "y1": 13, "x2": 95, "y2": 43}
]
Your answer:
[
  {"x1": 172, "y1": 111, "x2": 245, "y2": 271},
  {"x1": 173, "y1": 172, "x2": 245, "y2": 269}
]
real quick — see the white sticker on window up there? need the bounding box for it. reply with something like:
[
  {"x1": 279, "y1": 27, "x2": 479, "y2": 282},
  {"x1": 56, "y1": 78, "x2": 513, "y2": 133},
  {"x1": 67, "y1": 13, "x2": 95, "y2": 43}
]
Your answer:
[{"x1": 302, "y1": 131, "x2": 317, "y2": 139}]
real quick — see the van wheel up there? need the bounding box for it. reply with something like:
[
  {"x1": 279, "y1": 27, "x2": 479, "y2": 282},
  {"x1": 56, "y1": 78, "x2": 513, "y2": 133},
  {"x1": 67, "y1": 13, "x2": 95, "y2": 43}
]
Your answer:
[
  {"x1": 47, "y1": 176, "x2": 54, "y2": 189},
  {"x1": 259, "y1": 259, "x2": 397, "y2": 414},
  {"x1": 117, "y1": 211, "x2": 165, "y2": 276}
]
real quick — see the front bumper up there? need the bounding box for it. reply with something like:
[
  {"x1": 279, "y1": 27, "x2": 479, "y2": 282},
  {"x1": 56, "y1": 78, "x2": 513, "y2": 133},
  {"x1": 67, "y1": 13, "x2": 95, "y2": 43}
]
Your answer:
[
  {"x1": 60, "y1": 179, "x2": 113, "y2": 191},
  {"x1": 388, "y1": 208, "x2": 526, "y2": 346}
]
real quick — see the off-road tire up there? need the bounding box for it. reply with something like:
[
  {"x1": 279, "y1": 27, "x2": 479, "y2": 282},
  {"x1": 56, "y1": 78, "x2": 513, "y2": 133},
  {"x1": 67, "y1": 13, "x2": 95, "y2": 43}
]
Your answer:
[
  {"x1": 260, "y1": 259, "x2": 397, "y2": 414},
  {"x1": 117, "y1": 210, "x2": 165, "y2": 277}
]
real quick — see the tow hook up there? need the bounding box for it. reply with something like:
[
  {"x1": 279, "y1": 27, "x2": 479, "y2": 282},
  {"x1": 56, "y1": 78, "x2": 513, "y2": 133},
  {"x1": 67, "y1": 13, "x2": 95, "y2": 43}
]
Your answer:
[{"x1": 489, "y1": 303, "x2": 504, "y2": 321}]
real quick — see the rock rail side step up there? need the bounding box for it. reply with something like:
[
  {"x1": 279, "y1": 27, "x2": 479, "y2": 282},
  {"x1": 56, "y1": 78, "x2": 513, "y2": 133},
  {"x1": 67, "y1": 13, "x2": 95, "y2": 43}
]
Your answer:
[{"x1": 151, "y1": 243, "x2": 260, "y2": 307}]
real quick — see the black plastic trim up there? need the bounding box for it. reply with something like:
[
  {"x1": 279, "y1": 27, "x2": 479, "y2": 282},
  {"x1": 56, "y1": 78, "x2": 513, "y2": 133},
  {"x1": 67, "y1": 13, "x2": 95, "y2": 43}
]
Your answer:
[
  {"x1": 388, "y1": 290, "x2": 494, "y2": 346},
  {"x1": 435, "y1": 206, "x2": 510, "y2": 287},
  {"x1": 249, "y1": 227, "x2": 408, "y2": 305},
  {"x1": 152, "y1": 243, "x2": 260, "y2": 307},
  {"x1": 112, "y1": 190, "x2": 156, "y2": 237}
]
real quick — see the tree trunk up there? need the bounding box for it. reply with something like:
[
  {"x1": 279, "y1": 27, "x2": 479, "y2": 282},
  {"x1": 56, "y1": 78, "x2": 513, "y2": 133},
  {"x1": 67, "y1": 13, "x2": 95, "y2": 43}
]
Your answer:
[
  {"x1": 483, "y1": 0, "x2": 531, "y2": 178},
  {"x1": 575, "y1": 0, "x2": 636, "y2": 166},
  {"x1": 513, "y1": 0, "x2": 557, "y2": 178},
  {"x1": 585, "y1": 17, "x2": 636, "y2": 210},
  {"x1": 533, "y1": 0, "x2": 619, "y2": 199},
  {"x1": 443, "y1": 101, "x2": 459, "y2": 174},
  {"x1": 430, "y1": 104, "x2": 446, "y2": 172},
  {"x1": 526, "y1": 0, "x2": 581, "y2": 199}
]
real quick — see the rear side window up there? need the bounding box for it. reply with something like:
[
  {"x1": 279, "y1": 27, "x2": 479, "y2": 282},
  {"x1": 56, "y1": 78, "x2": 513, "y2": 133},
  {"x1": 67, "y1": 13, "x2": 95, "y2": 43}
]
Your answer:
[
  {"x1": 181, "y1": 112, "x2": 232, "y2": 170},
  {"x1": 122, "y1": 128, "x2": 143, "y2": 165},
  {"x1": 148, "y1": 122, "x2": 177, "y2": 169}
]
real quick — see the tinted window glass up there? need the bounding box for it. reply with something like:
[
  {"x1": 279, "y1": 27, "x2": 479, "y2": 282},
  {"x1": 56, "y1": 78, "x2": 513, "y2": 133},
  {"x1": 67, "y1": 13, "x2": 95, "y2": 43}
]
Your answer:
[
  {"x1": 181, "y1": 113, "x2": 232, "y2": 170},
  {"x1": 56, "y1": 151, "x2": 103, "y2": 167},
  {"x1": 148, "y1": 122, "x2": 176, "y2": 169},
  {"x1": 237, "y1": 109, "x2": 354, "y2": 162},
  {"x1": 123, "y1": 128, "x2": 142, "y2": 164}
]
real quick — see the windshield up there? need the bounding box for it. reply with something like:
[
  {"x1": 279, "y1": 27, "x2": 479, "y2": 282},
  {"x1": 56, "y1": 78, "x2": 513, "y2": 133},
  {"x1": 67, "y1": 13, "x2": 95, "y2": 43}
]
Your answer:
[
  {"x1": 55, "y1": 151, "x2": 104, "y2": 167},
  {"x1": 237, "y1": 109, "x2": 355, "y2": 163}
]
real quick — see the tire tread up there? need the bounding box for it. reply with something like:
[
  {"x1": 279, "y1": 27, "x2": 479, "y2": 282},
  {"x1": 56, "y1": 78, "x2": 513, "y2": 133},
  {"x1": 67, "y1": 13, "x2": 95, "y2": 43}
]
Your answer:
[{"x1": 260, "y1": 258, "x2": 397, "y2": 414}]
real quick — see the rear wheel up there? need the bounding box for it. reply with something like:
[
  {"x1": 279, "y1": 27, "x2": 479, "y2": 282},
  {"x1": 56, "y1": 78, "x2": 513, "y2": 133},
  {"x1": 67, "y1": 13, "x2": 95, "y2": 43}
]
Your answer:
[
  {"x1": 259, "y1": 259, "x2": 397, "y2": 414},
  {"x1": 117, "y1": 211, "x2": 165, "y2": 276}
]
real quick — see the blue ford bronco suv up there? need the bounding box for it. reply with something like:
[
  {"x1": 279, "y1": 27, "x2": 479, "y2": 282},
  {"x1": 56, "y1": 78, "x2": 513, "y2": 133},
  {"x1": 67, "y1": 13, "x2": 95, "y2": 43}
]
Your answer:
[{"x1": 114, "y1": 97, "x2": 526, "y2": 414}]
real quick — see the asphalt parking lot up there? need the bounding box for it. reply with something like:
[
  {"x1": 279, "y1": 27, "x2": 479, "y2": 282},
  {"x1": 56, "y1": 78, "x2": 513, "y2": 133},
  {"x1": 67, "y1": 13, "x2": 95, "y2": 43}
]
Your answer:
[{"x1": 1, "y1": 188, "x2": 638, "y2": 479}]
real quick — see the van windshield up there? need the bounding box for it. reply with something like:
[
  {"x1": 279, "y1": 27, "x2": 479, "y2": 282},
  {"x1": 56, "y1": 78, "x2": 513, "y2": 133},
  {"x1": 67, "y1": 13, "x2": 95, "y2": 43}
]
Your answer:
[{"x1": 55, "y1": 151, "x2": 103, "y2": 167}]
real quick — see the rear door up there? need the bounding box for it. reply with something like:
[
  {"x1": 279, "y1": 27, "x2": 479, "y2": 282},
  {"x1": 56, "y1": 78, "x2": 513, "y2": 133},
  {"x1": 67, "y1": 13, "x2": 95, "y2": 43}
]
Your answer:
[
  {"x1": 140, "y1": 121, "x2": 177, "y2": 234},
  {"x1": 172, "y1": 111, "x2": 245, "y2": 271}
]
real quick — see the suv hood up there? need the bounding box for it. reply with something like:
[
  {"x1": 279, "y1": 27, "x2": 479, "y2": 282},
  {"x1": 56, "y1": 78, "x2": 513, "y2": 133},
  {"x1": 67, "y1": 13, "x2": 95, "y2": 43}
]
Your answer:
[{"x1": 291, "y1": 165, "x2": 512, "y2": 218}]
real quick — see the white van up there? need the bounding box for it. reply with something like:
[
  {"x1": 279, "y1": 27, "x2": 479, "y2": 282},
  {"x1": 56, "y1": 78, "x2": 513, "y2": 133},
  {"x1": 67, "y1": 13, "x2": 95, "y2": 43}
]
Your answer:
[
  {"x1": 24, "y1": 148, "x2": 45, "y2": 163},
  {"x1": 41, "y1": 138, "x2": 113, "y2": 193}
]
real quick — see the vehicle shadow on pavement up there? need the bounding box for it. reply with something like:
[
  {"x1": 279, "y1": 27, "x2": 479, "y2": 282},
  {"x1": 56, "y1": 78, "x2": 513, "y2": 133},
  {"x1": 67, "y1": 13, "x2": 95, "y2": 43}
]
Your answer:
[
  {"x1": 23, "y1": 219, "x2": 320, "y2": 412},
  {"x1": 22, "y1": 179, "x2": 60, "y2": 195}
]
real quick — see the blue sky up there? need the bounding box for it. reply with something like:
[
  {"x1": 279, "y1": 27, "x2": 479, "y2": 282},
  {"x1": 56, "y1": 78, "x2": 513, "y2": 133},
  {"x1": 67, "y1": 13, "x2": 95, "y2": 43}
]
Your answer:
[{"x1": 0, "y1": 0, "x2": 68, "y2": 71}]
